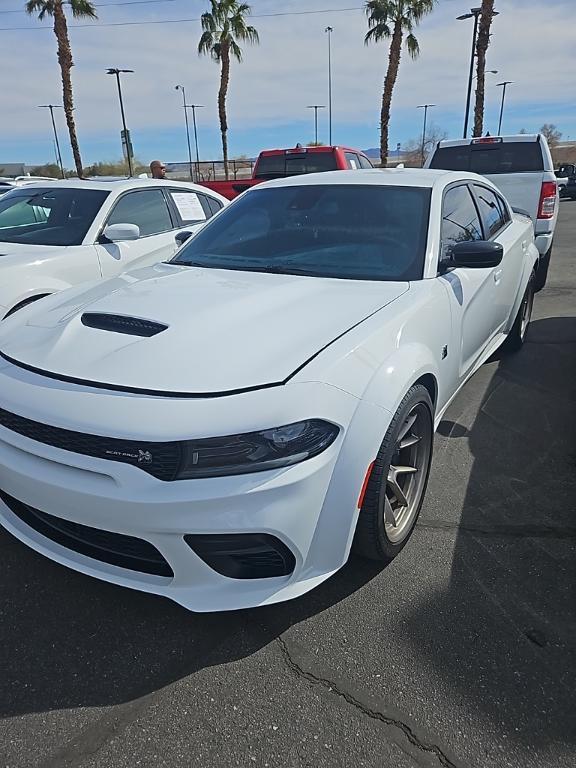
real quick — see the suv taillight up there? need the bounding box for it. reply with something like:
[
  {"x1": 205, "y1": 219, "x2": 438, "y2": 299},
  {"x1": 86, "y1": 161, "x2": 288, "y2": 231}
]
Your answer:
[{"x1": 538, "y1": 181, "x2": 557, "y2": 219}]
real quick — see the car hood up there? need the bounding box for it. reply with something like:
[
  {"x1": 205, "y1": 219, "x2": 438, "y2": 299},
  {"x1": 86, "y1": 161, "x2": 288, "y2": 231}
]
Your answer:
[{"x1": 0, "y1": 263, "x2": 409, "y2": 395}]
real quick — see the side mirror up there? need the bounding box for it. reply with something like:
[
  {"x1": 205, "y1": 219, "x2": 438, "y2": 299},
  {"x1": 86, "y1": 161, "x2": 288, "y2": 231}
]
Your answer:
[
  {"x1": 175, "y1": 230, "x2": 194, "y2": 247},
  {"x1": 443, "y1": 240, "x2": 503, "y2": 270},
  {"x1": 102, "y1": 223, "x2": 140, "y2": 242}
]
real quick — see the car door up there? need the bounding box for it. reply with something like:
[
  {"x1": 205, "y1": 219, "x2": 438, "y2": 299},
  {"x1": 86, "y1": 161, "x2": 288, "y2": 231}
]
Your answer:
[
  {"x1": 95, "y1": 188, "x2": 179, "y2": 278},
  {"x1": 471, "y1": 184, "x2": 525, "y2": 331},
  {"x1": 439, "y1": 184, "x2": 500, "y2": 380}
]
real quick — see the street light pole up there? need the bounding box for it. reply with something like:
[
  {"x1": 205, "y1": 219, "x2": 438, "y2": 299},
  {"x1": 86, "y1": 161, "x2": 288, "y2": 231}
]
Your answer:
[
  {"x1": 457, "y1": 7, "x2": 499, "y2": 139},
  {"x1": 106, "y1": 68, "x2": 134, "y2": 177},
  {"x1": 184, "y1": 105, "x2": 205, "y2": 178},
  {"x1": 307, "y1": 105, "x2": 326, "y2": 145},
  {"x1": 175, "y1": 85, "x2": 194, "y2": 181},
  {"x1": 325, "y1": 26, "x2": 333, "y2": 145},
  {"x1": 38, "y1": 104, "x2": 65, "y2": 178},
  {"x1": 417, "y1": 104, "x2": 436, "y2": 167},
  {"x1": 458, "y1": 8, "x2": 481, "y2": 139},
  {"x1": 496, "y1": 81, "x2": 513, "y2": 135}
]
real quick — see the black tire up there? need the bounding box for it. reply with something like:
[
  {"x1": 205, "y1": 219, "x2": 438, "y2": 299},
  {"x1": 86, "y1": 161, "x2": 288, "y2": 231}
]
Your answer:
[
  {"x1": 3, "y1": 294, "x2": 48, "y2": 320},
  {"x1": 502, "y1": 271, "x2": 535, "y2": 354},
  {"x1": 353, "y1": 385, "x2": 434, "y2": 563},
  {"x1": 534, "y1": 247, "x2": 552, "y2": 292}
]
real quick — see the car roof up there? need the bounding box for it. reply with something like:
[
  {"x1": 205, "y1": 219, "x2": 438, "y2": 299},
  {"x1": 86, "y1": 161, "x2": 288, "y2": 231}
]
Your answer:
[
  {"x1": 6, "y1": 178, "x2": 217, "y2": 194},
  {"x1": 253, "y1": 168, "x2": 485, "y2": 191}
]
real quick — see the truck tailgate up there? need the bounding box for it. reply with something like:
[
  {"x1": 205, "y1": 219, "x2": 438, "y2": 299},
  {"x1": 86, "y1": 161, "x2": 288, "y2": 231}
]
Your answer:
[{"x1": 483, "y1": 172, "x2": 542, "y2": 225}]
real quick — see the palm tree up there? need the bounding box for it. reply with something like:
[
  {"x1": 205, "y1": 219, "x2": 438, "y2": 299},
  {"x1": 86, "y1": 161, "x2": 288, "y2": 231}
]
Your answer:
[
  {"x1": 25, "y1": 1, "x2": 96, "y2": 177},
  {"x1": 365, "y1": 1, "x2": 436, "y2": 167},
  {"x1": 473, "y1": 0, "x2": 497, "y2": 137},
  {"x1": 198, "y1": 1, "x2": 259, "y2": 180}
]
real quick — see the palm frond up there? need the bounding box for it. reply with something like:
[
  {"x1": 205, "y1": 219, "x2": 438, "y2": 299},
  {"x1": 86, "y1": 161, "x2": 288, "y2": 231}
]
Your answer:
[
  {"x1": 229, "y1": 38, "x2": 243, "y2": 62},
  {"x1": 25, "y1": 0, "x2": 53, "y2": 20},
  {"x1": 69, "y1": 0, "x2": 98, "y2": 20},
  {"x1": 406, "y1": 32, "x2": 420, "y2": 59}
]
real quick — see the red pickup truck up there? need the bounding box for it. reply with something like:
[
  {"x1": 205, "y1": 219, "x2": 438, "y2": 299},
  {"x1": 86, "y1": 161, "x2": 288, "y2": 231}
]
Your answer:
[{"x1": 199, "y1": 145, "x2": 374, "y2": 200}]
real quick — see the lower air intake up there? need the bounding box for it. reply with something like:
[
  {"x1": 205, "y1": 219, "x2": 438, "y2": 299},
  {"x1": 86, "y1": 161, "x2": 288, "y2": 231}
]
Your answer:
[
  {"x1": 185, "y1": 533, "x2": 296, "y2": 579},
  {"x1": 0, "y1": 490, "x2": 173, "y2": 577}
]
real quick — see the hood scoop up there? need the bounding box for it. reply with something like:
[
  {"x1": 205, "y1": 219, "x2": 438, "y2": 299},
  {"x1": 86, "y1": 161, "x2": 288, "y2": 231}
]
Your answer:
[{"x1": 80, "y1": 313, "x2": 168, "y2": 338}]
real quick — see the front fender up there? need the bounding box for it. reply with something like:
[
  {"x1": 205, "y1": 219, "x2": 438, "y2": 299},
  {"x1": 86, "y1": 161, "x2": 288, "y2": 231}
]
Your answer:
[
  {"x1": 362, "y1": 343, "x2": 440, "y2": 418},
  {"x1": 0, "y1": 276, "x2": 74, "y2": 317}
]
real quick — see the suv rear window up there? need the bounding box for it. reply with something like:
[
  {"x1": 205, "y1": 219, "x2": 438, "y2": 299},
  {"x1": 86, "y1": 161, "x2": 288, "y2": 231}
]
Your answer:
[
  {"x1": 255, "y1": 152, "x2": 338, "y2": 180},
  {"x1": 430, "y1": 142, "x2": 544, "y2": 174}
]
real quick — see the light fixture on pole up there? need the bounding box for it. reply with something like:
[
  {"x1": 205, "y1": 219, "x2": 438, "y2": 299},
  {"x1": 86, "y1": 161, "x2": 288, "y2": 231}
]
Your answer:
[
  {"x1": 496, "y1": 81, "x2": 513, "y2": 135},
  {"x1": 325, "y1": 26, "x2": 333, "y2": 145},
  {"x1": 106, "y1": 68, "x2": 134, "y2": 177},
  {"x1": 38, "y1": 104, "x2": 65, "y2": 178},
  {"x1": 175, "y1": 85, "x2": 194, "y2": 181},
  {"x1": 417, "y1": 104, "x2": 436, "y2": 167},
  {"x1": 307, "y1": 105, "x2": 326, "y2": 145},
  {"x1": 457, "y1": 7, "x2": 499, "y2": 139}
]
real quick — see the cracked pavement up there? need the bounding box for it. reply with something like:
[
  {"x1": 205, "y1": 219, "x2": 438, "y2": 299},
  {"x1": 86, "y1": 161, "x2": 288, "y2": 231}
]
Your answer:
[{"x1": 1, "y1": 204, "x2": 575, "y2": 768}]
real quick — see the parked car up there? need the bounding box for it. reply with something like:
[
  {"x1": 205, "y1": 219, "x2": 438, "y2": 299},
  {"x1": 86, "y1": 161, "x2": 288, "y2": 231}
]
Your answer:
[
  {"x1": 0, "y1": 179, "x2": 228, "y2": 319},
  {"x1": 555, "y1": 163, "x2": 576, "y2": 197},
  {"x1": 199, "y1": 144, "x2": 374, "y2": 199},
  {"x1": 0, "y1": 169, "x2": 539, "y2": 612},
  {"x1": 560, "y1": 172, "x2": 576, "y2": 200},
  {"x1": 425, "y1": 134, "x2": 558, "y2": 290}
]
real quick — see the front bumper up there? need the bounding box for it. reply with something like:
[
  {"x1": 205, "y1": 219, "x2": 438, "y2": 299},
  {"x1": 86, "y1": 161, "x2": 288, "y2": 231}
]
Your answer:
[{"x1": 0, "y1": 359, "x2": 392, "y2": 611}]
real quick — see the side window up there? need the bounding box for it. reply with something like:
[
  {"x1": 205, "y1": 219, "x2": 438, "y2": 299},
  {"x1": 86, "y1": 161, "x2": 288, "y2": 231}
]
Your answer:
[
  {"x1": 441, "y1": 185, "x2": 483, "y2": 258},
  {"x1": 496, "y1": 194, "x2": 511, "y2": 224},
  {"x1": 169, "y1": 190, "x2": 209, "y2": 225},
  {"x1": 358, "y1": 154, "x2": 374, "y2": 169},
  {"x1": 473, "y1": 185, "x2": 507, "y2": 237},
  {"x1": 106, "y1": 190, "x2": 173, "y2": 237},
  {"x1": 345, "y1": 152, "x2": 360, "y2": 170},
  {"x1": 204, "y1": 195, "x2": 224, "y2": 217}
]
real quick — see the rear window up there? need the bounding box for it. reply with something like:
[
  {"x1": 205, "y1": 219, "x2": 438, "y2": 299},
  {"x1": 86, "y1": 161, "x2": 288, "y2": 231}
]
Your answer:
[
  {"x1": 430, "y1": 142, "x2": 544, "y2": 174},
  {"x1": 254, "y1": 152, "x2": 338, "y2": 180}
]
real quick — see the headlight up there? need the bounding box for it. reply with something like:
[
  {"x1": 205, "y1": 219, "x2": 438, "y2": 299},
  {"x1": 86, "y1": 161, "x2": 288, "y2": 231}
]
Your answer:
[{"x1": 175, "y1": 419, "x2": 339, "y2": 479}]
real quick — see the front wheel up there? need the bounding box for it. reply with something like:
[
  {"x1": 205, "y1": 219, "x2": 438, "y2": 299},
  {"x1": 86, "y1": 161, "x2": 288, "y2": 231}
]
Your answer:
[{"x1": 353, "y1": 385, "x2": 434, "y2": 563}]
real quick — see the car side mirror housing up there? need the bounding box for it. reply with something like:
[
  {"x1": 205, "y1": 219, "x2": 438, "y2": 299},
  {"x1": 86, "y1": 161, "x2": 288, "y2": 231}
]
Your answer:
[
  {"x1": 175, "y1": 230, "x2": 194, "y2": 247},
  {"x1": 102, "y1": 223, "x2": 140, "y2": 242},
  {"x1": 442, "y1": 240, "x2": 503, "y2": 271}
]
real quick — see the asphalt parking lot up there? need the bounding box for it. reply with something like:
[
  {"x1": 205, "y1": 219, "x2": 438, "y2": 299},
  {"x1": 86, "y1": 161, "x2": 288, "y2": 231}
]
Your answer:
[{"x1": 1, "y1": 203, "x2": 575, "y2": 768}]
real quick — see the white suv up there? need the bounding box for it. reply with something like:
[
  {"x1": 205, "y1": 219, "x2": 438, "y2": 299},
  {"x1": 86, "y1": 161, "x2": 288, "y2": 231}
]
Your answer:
[{"x1": 425, "y1": 134, "x2": 558, "y2": 290}]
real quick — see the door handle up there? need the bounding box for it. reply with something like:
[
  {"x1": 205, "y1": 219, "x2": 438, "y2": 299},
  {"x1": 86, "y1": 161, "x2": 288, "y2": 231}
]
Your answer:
[{"x1": 493, "y1": 269, "x2": 503, "y2": 284}]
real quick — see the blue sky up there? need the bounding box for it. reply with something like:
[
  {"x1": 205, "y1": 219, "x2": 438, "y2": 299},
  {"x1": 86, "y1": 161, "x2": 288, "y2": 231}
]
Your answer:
[{"x1": 0, "y1": 0, "x2": 574, "y2": 167}]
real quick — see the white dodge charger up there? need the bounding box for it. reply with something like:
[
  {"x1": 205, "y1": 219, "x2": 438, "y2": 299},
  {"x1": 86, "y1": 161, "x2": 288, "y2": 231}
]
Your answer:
[{"x1": 0, "y1": 169, "x2": 538, "y2": 611}]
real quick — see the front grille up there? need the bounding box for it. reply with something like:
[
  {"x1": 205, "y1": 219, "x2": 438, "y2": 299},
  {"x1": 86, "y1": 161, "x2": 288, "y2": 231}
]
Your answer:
[
  {"x1": 0, "y1": 490, "x2": 173, "y2": 577},
  {"x1": 0, "y1": 406, "x2": 182, "y2": 481}
]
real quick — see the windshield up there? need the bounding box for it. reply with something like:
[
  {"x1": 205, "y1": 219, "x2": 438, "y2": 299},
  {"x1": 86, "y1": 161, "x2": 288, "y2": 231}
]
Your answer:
[
  {"x1": 0, "y1": 187, "x2": 109, "y2": 246},
  {"x1": 171, "y1": 184, "x2": 431, "y2": 282},
  {"x1": 430, "y1": 142, "x2": 544, "y2": 174},
  {"x1": 254, "y1": 152, "x2": 338, "y2": 180}
]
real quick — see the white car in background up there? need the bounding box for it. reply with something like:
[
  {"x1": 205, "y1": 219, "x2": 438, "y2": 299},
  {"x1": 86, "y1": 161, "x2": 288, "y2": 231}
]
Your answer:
[
  {"x1": 0, "y1": 169, "x2": 538, "y2": 612},
  {"x1": 0, "y1": 179, "x2": 228, "y2": 319}
]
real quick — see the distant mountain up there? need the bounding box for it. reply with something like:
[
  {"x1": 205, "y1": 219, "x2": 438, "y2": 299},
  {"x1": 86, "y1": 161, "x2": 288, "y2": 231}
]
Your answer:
[{"x1": 362, "y1": 148, "x2": 381, "y2": 159}]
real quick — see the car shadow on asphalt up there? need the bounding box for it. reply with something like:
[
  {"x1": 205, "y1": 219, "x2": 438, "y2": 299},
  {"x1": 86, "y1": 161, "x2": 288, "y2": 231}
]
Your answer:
[
  {"x1": 398, "y1": 315, "x2": 576, "y2": 755},
  {"x1": 1, "y1": 318, "x2": 575, "y2": 757}
]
